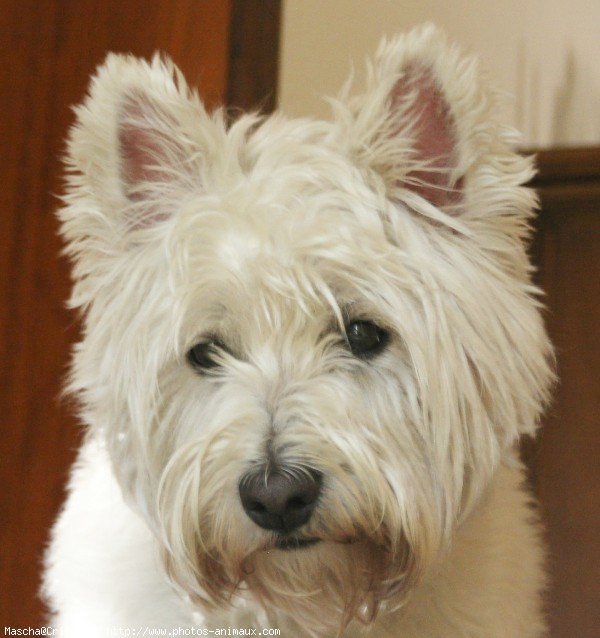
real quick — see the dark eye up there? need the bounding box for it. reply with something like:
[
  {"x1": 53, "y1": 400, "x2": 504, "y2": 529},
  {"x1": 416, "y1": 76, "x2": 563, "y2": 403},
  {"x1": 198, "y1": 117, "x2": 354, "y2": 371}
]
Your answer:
[
  {"x1": 345, "y1": 320, "x2": 388, "y2": 358},
  {"x1": 187, "y1": 340, "x2": 226, "y2": 372}
]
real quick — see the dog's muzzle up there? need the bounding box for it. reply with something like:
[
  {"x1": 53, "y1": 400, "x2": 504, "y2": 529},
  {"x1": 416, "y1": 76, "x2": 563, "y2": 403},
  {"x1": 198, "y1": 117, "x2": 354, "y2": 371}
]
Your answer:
[{"x1": 238, "y1": 467, "x2": 322, "y2": 534}]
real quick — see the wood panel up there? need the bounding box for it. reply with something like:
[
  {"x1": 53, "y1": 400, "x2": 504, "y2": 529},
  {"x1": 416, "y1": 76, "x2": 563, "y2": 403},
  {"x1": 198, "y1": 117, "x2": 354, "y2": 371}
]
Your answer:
[
  {"x1": 0, "y1": 0, "x2": 233, "y2": 625},
  {"x1": 227, "y1": 0, "x2": 281, "y2": 112},
  {"x1": 528, "y1": 147, "x2": 600, "y2": 638}
]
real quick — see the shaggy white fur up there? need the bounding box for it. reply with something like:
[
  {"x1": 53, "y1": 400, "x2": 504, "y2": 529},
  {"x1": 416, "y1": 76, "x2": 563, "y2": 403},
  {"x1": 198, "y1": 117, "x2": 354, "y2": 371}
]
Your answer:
[{"x1": 43, "y1": 24, "x2": 553, "y2": 637}]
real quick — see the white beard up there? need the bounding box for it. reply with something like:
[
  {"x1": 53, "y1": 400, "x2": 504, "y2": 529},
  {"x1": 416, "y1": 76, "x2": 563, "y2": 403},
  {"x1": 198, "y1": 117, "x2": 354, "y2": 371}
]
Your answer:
[{"x1": 44, "y1": 439, "x2": 547, "y2": 637}]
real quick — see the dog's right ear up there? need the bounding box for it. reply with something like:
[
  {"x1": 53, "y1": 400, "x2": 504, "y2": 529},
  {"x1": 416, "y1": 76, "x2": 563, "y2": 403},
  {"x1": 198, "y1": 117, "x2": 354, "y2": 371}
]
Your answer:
[{"x1": 62, "y1": 54, "x2": 217, "y2": 242}]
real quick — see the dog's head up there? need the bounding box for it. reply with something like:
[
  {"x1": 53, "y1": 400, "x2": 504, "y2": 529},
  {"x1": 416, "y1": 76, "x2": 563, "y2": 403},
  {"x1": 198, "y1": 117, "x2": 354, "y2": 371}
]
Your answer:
[{"x1": 61, "y1": 25, "x2": 553, "y2": 634}]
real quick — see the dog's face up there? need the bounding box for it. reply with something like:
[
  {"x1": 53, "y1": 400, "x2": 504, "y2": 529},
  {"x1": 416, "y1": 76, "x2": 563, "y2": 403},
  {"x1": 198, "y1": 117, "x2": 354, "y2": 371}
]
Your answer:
[{"x1": 62, "y1": 25, "x2": 552, "y2": 633}]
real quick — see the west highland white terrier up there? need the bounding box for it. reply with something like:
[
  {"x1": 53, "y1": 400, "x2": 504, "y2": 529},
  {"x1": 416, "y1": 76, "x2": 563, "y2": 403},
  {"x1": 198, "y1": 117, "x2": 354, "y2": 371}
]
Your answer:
[{"x1": 44, "y1": 24, "x2": 554, "y2": 637}]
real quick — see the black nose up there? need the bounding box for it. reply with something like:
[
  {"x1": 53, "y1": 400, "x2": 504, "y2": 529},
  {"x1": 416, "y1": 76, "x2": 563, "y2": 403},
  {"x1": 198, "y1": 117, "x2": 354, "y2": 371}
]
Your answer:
[{"x1": 238, "y1": 468, "x2": 322, "y2": 533}]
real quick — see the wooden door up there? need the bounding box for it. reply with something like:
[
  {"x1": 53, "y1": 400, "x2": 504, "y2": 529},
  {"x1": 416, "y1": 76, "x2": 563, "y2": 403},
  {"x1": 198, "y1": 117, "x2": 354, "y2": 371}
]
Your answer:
[{"x1": 0, "y1": 0, "x2": 280, "y2": 626}]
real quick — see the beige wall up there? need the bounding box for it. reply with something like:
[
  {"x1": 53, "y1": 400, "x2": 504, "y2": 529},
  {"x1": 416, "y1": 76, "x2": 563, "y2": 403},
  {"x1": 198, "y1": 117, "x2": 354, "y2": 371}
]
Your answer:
[{"x1": 279, "y1": 0, "x2": 600, "y2": 148}]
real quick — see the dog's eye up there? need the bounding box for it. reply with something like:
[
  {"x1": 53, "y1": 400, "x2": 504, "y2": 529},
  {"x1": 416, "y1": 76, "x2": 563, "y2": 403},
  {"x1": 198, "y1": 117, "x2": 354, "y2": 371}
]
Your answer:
[
  {"x1": 187, "y1": 340, "x2": 226, "y2": 372},
  {"x1": 345, "y1": 320, "x2": 388, "y2": 358}
]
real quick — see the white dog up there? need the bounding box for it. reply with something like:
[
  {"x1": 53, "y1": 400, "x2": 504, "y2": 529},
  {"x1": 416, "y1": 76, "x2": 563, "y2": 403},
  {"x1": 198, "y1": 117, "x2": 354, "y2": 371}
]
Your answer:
[{"x1": 44, "y1": 24, "x2": 554, "y2": 637}]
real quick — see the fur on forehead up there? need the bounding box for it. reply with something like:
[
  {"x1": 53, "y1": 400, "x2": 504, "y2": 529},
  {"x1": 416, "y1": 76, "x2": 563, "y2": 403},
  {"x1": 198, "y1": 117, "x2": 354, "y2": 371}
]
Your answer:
[{"x1": 171, "y1": 199, "x2": 406, "y2": 354}]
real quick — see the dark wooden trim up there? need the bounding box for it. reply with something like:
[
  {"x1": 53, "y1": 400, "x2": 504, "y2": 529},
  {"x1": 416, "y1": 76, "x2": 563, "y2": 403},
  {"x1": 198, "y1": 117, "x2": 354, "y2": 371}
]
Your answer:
[
  {"x1": 528, "y1": 146, "x2": 600, "y2": 207},
  {"x1": 529, "y1": 146, "x2": 600, "y2": 185},
  {"x1": 227, "y1": 0, "x2": 282, "y2": 112}
]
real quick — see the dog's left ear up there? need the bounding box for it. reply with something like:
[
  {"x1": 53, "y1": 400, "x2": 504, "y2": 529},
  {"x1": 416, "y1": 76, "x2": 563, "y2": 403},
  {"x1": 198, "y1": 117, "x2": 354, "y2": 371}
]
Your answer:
[{"x1": 335, "y1": 24, "x2": 534, "y2": 219}]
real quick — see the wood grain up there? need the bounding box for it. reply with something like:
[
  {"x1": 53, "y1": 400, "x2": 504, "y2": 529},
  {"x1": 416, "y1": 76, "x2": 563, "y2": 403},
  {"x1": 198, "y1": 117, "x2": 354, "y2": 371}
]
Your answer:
[{"x1": 0, "y1": 0, "x2": 232, "y2": 625}]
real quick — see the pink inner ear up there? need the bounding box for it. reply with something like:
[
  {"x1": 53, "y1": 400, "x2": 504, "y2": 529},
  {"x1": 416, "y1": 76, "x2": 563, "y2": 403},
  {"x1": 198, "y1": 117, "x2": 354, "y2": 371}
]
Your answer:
[
  {"x1": 119, "y1": 124, "x2": 165, "y2": 192},
  {"x1": 118, "y1": 94, "x2": 177, "y2": 200},
  {"x1": 117, "y1": 97, "x2": 175, "y2": 228},
  {"x1": 391, "y1": 64, "x2": 462, "y2": 208}
]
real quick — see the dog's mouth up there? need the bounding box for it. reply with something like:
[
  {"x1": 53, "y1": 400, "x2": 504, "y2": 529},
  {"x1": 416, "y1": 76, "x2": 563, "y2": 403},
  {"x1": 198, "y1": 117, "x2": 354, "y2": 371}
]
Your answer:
[{"x1": 272, "y1": 536, "x2": 321, "y2": 551}]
